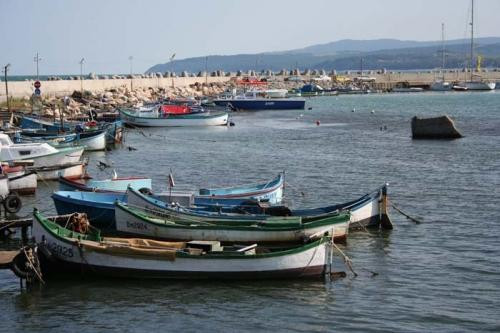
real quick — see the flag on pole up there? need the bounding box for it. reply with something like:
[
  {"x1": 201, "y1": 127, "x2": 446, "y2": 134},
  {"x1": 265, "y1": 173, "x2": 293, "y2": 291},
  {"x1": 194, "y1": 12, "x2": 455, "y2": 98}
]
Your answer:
[{"x1": 168, "y1": 172, "x2": 175, "y2": 188}]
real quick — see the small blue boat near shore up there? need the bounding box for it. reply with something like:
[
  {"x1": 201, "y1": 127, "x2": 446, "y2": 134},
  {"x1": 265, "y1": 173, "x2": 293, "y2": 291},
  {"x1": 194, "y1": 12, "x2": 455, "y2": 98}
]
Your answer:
[{"x1": 16, "y1": 115, "x2": 123, "y2": 145}]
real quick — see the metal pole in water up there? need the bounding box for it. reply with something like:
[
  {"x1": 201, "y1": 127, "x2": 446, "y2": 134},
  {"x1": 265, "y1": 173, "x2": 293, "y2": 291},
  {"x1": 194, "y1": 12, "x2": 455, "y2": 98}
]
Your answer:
[{"x1": 128, "y1": 56, "x2": 133, "y2": 91}]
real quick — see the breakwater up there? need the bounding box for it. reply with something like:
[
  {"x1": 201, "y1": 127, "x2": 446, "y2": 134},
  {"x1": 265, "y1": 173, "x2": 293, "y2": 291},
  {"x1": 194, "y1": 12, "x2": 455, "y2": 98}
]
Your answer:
[
  {"x1": 0, "y1": 77, "x2": 231, "y2": 100},
  {"x1": 2, "y1": 71, "x2": 500, "y2": 101}
]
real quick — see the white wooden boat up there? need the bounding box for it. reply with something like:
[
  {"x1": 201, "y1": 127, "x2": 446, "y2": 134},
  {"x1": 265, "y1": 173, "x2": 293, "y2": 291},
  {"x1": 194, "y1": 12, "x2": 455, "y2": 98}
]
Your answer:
[
  {"x1": 0, "y1": 133, "x2": 83, "y2": 168},
  {"x1": 31, "y1": 210, "x2": 336, "y2": 280},
  {"x1": 3, "y1": 165, "x2": 37, "y2": 195},
  {"x1": 119, "y1": 109, "x2": 228, "y2": 127},
  {"x1": 114, "y1": 201, "x2": 350, "y2": 243},
  {"x1": 29, "y1": 162, "x2": 86, "y2": 181},
  {"x1": 61, "y1": 130, "x2": 106, "y2": 151},
  {"x1": 0, "y1": 174, "x2": 9, "y2": 198}
]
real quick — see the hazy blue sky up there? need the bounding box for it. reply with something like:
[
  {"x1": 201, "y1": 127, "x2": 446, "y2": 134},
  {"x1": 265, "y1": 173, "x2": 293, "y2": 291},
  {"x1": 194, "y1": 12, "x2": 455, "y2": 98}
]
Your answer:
[{"x1": 1, "y1": 0, "x2": 499, "y2": 75}]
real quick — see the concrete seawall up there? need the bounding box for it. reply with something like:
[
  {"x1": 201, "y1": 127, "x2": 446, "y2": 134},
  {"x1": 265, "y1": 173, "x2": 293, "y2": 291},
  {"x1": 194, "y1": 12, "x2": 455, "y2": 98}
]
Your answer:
[
  {"x1": 0, "y1": 77, "x2": 231, "y2": 100},
  {"x1": 2, "y1": 71, "x2": 499, "y2": 101}
]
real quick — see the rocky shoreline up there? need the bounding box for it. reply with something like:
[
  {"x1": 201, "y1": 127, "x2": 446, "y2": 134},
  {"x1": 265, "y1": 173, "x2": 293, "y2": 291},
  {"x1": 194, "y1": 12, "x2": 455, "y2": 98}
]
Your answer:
[{"x1": 10, "y1": 79, "x2": 308, "y2": 119}]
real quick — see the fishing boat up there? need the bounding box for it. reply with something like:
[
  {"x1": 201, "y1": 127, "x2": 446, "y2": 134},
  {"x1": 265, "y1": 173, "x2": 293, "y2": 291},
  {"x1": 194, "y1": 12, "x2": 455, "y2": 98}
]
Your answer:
[
  {"x1": 29, "y1": 162, "x2": 86, "y2": 181},
  {"x1": 52, "y1": 173, "x2": 284, "y2": 229},
  {"x1": 118, "y1": 108, "x2": 228, "y2": 127},
  {"x1": 52, "y1": 191, "x2": 127, "y2": 228},
  {"x1": 26, "y1": 210, "x2": 336, "y2": 280},
  {"x1": 58, "y1": 175, "x2": 152, "y2": 193},
  {"x1": 53, "y1": 130, "x2": 106, "y2": 151},
  {"x1": 58, "y1": 172, "x2": 284, "y2": 205},
  {"x1": 0, "y1": 174, "x2": 9, "y2": 198},
  {"x1": 18, "y1": 130, "x2": 106, "y2": 151},
  {"x1": 17, "y1": 115, "x2": 123, "y2": 145},
  {"x1": 0, "y1": 133, "x2": 84, "y2": 168},
  {"x1": 128, "y1": 184, "x2": 392, "y2": 230},
  {"x1": 214, "y1": 90, "x2": 305, "y2": 111},
  {"x1": 18, "y1": 115, "x2": 74, "y2": 132},
  {"x1": 1, "y1": 164, "x2": 37, "y2": 195},
  {"x1": 115, "y1": 201, "x2": 349, "y2": 242}
]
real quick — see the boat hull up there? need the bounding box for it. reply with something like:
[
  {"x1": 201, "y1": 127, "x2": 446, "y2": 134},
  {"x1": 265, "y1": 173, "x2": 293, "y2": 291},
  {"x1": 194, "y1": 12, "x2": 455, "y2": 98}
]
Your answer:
[
  {"x1": 119, "y1": 110, "x2": 228, "y2": 127},
  {"x1": 7, "y1": 171, "x2": 37, "y2": 195},
  {"x1": 32, "y1": 212, "x2": 330, "y2": 280},
  {"x1": 52, "y1": 191, "x2": 127, "y2": 228},
  {"x1": 227, "y1": 99, "x2": 305, "y2": 111},
  {"x1": 58, "y1": 176, "x2": 152, "y2": 192},
  {"x1": 114, "y1": 202, "x2": 349, "y2": 243},
  {"x1": 17, "y1": 146, "x2": 84, "y2": 168},
  {"x1": 463, "y1": 81, "x2": 496, "y2": 90},
  {"x1": 30, "y1": 163, "x2": 85, "y2": 181}
]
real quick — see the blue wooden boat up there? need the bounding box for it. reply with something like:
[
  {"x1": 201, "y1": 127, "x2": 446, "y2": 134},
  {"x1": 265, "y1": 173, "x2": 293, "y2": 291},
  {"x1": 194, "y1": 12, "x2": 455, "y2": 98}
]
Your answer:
[
  {"x1": 127, "y1": 184, "x2": 393, "y2": 230},
  {"x1": 58, "y1": 173, "x2": 285, "y2": 205},
  {"x1": 52, "y1": 191, "x2": 127, "y2": 229},
  {"x1": 17, "y1": 115, "x2": 123, "y2": 145},
  {"x1": 16, "y1": 130, "x2": 107, "y2": 151},
  {"x1": 58, "y1": 176, "x2": 152, "y2": 192}
]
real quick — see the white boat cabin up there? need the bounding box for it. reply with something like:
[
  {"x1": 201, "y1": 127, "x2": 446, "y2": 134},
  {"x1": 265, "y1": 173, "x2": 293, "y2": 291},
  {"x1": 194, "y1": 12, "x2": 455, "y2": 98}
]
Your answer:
[{"x1": 0, "y1": 133, "x2": 60, "y2": 162}]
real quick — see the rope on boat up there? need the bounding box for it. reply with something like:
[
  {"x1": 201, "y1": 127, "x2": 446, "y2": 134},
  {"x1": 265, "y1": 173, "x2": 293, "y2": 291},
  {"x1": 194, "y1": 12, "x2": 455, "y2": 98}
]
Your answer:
[
  {"x1": 22, "y1": 246, "x2": 45, "y2": 285},
  {"x1": 389, "y1": 199, "x2": 422, "y2": 224}
]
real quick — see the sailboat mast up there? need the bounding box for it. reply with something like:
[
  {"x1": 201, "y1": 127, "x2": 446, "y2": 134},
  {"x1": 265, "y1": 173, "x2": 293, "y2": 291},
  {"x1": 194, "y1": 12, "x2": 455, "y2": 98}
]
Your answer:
[
  {"x1": 470, "y1": 0, "x2": 474, "y2": 81},
  {"x1": 441, "y1": 23, "x2": 445, "y2": 80}
]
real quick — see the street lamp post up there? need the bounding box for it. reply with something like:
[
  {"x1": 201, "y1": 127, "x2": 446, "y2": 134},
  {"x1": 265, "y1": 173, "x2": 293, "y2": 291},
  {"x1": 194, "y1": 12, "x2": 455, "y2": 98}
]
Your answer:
[
  {"x1": 34, "y1": 53, "x2": 42, "y2": 80},
  {"x1": 205, "y1": 56, "x2": 208, "y2": 85},
  {"x1": 79, "y1": 58, "x2": 85, "y2": 94},
  {"x1": 128, "y1": 56, "x2": 133, "y2": 91},
  {"x1": 169, "y1": 53, "x2": 176, "y2": 89},
  {"x1": 3, "y1": 64, "x2": 11, "y2": 113}
]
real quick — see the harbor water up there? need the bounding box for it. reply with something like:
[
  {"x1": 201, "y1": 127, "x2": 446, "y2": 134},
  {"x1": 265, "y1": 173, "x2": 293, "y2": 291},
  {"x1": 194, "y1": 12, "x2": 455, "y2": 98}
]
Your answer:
[{"x1": 1, "y1": 91, "x2": 500, "y2": 332}]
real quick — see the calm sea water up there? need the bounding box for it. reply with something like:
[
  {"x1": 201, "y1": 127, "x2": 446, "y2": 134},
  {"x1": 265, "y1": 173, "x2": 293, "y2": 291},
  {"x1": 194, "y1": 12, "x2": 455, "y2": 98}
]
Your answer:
[{"x1": 1, "y1": 92, "x2": 500, "y2": 332}]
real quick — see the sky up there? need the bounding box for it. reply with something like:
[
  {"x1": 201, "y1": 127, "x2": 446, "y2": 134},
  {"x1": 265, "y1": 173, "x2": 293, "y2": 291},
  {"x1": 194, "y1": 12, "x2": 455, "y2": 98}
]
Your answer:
[{"x1": 1, "y1": 0, "x2": 499, "y2": 75}]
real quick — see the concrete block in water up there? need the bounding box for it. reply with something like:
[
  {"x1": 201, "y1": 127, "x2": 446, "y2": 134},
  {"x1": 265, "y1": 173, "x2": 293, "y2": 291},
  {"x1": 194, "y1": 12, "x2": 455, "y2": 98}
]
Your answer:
[{"x1": 411, "y1": 115, "x2": 463, "y2": 139}]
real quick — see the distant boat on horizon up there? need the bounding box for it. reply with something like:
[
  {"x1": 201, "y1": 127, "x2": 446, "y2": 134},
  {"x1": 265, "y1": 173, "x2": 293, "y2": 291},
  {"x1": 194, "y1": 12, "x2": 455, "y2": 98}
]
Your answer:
[
  {"x1": 430, "y1": 23, "x2": 452, "y2": 91},
  {"x1": 454, "y1": 0, "x2": 496, "y2": 91}
]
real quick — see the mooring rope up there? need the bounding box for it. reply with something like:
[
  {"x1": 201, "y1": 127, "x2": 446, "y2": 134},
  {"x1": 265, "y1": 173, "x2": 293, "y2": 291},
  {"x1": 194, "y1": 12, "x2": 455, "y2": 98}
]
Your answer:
[
  {"x1": 331, "y1": 242, "x2": 358, "y2": 277},
  {"x1": 389, "y1": 199, "x2": 422, "y2": 224},
  {"x1": 22, "y1": 246, "x2": 45, "y2": 285}
]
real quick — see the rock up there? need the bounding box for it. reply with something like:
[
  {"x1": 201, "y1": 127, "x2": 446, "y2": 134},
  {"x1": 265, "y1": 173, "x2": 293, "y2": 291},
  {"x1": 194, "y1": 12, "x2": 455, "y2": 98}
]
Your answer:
[
  {"x1": 71, "y1": 90, "x2": 83, "y2": 99},
  {"x1": 411, "y1": 115, "x2": 463, "y2": 139}
]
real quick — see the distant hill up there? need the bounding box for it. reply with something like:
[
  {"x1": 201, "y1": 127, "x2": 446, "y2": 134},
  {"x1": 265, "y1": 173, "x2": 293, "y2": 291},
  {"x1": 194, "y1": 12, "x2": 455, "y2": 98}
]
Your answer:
[
  {"x1": 146, "y1": 37, "x2": 500, "y2": 73},
  {"x1": 277, "y1": 37, "x2": 500, "y2": 55}
]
